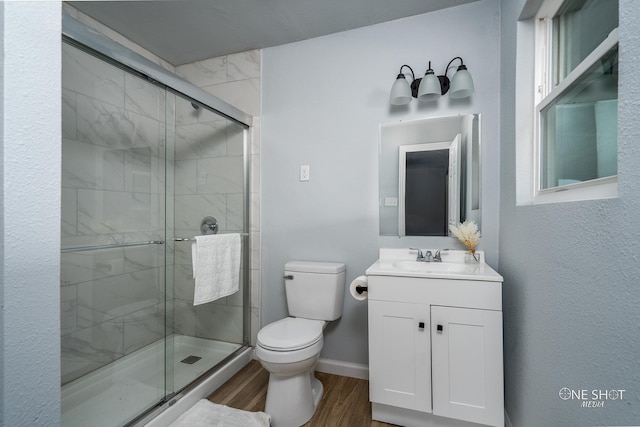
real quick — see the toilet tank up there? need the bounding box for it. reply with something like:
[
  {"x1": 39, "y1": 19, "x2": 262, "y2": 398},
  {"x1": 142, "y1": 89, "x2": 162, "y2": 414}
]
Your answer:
[{"x1": 284, "y1": 261, "x2": 346, "y2": 321}]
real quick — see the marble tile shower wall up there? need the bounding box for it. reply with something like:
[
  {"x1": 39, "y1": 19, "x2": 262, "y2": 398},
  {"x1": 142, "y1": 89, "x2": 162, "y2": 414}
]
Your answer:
[
  {"x1": 171, "y1": 99, "x2": 245, "y2": 344},
  {"x1": 61, "y1": 43, "x2": 168, "y2": 384},
  {"x1": 175, "y1": 50, "x2": 262, "y2": 346}
]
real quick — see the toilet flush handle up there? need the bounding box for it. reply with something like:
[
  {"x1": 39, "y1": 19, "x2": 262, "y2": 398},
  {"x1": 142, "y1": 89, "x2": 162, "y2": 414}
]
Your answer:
[{"x1": 284, "y1": 275, "x2": 294, "y2": 280}]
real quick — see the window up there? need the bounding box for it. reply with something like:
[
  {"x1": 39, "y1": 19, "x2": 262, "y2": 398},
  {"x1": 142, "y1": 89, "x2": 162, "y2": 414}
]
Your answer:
[{"x1": 534, "y1": 0, "x2": 618, "y2": 201}]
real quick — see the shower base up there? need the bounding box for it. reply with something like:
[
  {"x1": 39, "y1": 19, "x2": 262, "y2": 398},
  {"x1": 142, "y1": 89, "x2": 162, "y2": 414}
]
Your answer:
[{"x1": 62, "y1": 334, "x2": 241, "y2": 427}]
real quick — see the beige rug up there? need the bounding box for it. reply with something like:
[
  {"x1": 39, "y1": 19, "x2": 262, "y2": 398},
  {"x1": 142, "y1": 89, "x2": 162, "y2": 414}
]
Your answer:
[{"x1": 169, "y1": 399, "x2": 270, "y2": 427}]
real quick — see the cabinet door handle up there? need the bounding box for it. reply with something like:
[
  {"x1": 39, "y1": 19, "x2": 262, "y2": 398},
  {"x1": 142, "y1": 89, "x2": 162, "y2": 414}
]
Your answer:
[
  {"x1": 436, "y1": 324, "x2": 443, "y2": 333},
  {"x1": 418, "y1": 322, "x2": 425, "y2": 330}
]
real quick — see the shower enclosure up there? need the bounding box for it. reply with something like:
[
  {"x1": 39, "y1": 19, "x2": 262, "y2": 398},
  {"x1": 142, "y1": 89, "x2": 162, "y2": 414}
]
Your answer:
[{"x1": 60, "y1": 15, "x2": 251, "y2": 427}]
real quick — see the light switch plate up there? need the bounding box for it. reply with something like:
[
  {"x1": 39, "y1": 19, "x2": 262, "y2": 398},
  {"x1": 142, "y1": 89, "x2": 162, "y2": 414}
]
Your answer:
[
  {"x1": 384, "y1": 197, "x2": 398, "y2": 207},
  {"x1": 300, "y1": 165, "x2": 310, "y2": 181}
]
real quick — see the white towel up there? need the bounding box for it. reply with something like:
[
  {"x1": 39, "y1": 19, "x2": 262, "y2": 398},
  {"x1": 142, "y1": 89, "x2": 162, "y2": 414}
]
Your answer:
[{"x1": 192, "y1": 234, "x2": 241, "y2": 306}]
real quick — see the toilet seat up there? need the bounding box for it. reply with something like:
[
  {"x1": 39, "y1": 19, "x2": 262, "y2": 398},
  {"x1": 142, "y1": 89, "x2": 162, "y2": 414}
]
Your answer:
[{"x1": 257, "y1": 317, "x2": 324, "y2": 351}]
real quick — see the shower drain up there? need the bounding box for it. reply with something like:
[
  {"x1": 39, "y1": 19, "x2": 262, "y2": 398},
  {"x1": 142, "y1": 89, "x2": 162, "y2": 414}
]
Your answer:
[{"x1": 180, "y1": 355, "x2": 202, "y2": 364}]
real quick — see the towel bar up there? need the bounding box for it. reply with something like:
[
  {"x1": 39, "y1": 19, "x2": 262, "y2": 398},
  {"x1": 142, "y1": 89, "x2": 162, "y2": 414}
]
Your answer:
[
  {"x1": 61, "y1": 240, "x2": 164, "y2": 253},
  {"x1": 174, "y1": 233, "x2": 249, "y2": 242}
]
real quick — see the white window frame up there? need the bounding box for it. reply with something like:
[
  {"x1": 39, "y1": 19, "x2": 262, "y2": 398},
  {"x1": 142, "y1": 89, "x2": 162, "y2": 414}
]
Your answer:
[{"x1": 531, "y1": 0, "x2": 619, "y2": 204}]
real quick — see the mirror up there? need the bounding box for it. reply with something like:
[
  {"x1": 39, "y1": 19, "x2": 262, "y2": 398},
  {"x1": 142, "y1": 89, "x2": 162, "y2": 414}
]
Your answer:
[{"x1": 379, "y1": 114, "x2": 481, "y2": 236}]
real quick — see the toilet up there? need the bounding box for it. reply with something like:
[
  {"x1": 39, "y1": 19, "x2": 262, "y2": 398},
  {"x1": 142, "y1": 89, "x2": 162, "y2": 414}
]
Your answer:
[{"x1": 255, "y1": 261, "x2": 346, "y2": 427}]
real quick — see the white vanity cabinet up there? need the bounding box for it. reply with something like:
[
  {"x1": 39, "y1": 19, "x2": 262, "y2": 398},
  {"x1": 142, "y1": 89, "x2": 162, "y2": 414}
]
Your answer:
[
  {"x1": 366, "y1": 251, "x2": 504, "y2": 427},
  {"x1": 430, "y1": 305, "x2": 504, "y2": 426},
  {"x1": 368, "y1": 300, "x2": 432, "y2": 413}
]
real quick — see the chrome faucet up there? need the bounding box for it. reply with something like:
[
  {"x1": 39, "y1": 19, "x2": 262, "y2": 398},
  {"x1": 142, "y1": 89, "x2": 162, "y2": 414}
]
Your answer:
[
  {"x1": 410, "y1": 248, "x2": 438, "y2": 262},
  {"x1": 410, "y1": 248, "x2": 425, "y2": 261},
  {"x1": 424, "y1": 250, "x2": 434, "y2": 262},
  {"x1": 432, "y1": 249, "x2": 451, "y2": 262}
]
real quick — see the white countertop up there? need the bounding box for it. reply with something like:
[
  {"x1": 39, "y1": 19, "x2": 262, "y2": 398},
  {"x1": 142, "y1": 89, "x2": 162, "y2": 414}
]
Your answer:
[{"x1": 365, "y1": 248, "x2": 503, "y2": 282}]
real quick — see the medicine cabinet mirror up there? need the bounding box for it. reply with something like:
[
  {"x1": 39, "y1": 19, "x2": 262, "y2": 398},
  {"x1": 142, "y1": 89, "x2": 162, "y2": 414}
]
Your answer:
[{"x1": 379, "y1": 114, "x2": 481, "y2": 236}]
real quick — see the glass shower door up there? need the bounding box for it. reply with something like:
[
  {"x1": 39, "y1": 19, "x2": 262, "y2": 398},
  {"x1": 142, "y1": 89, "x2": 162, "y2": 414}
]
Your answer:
[
  {"x1": 166, "y1": 93, "x2": 248, "y2": 393},
  {"x1": 61, "y1": 40, "x2": 171, "y2": 426},
  {"x1": 61, "y1": 35, "x2": 251, "y2": 427}
]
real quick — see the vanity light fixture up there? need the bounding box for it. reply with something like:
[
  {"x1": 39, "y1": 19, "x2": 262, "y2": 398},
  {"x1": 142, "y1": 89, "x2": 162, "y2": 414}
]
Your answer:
[{"x1": 389, "y1": 57, "x2": 474, "y2": 105}]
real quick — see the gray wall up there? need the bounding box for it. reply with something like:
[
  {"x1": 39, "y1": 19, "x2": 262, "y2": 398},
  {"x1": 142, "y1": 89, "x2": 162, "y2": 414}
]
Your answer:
[
  {"x1": 261, "y1": 0, "x2": 501, "y2": 365},
  {"x1": 500, "y1": 0, "x2": 640, "y2": 426},
  {"x1": 0, "y1": 2, "x2": 62, "y2": 425}
]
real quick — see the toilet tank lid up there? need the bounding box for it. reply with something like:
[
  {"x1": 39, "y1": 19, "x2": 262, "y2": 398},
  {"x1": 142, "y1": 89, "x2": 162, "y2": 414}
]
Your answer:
[{"x1": 285, "y1": 261, "x2": 346, "y2": 274}]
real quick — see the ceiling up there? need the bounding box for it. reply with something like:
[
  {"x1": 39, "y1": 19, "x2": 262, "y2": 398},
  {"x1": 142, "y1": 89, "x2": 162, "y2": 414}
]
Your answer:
[{"x1": 69, "y1": 0, "x2": 480, "y2": 66}]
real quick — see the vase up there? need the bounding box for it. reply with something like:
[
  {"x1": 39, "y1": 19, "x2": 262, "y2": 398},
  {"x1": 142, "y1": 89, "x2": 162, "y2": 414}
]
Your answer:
[{"x1": 464, "y1": 250, "x2": 479, "y2": 263}]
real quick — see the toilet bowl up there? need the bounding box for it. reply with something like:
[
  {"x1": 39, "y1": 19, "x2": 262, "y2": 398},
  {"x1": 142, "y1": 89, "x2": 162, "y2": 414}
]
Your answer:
[
  {"x1": 255, "y1": 261, "x2": 346, "y2": 427},
  {"x1": 255, "y1": 317, "x2": 325, "y2": 427}
]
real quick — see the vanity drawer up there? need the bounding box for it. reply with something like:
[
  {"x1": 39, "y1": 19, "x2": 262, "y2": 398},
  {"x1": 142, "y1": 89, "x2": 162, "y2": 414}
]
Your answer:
[{"x1": 367, "y1": 275, "x2": 502, "y2": 311}]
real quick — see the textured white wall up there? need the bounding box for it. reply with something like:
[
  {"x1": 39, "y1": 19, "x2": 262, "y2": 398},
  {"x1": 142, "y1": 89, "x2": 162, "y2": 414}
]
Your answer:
[
  {"x1": 261, "y1": 0, "x2": 501, "y2": 365},
  {"x1": 1, "y1": 2, "x2": 62, "y2": 425},
  {"x1": 501, "y1": 0, "x2": 640, "y2": 425}
]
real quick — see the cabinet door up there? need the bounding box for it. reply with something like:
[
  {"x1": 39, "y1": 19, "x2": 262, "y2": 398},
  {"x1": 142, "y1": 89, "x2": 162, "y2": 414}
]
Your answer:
[
  {"x1": 369, "y1": 300, "x2": 431, "y2": 413},
  {"x1": 431, "y1": 306, "x2": 504, "y2": 427}
]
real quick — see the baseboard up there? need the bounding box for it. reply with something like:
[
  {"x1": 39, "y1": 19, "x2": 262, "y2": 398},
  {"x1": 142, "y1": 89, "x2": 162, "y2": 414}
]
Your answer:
[{"x1": 315, "y1": 357, "x2": 369, "y2": 380}]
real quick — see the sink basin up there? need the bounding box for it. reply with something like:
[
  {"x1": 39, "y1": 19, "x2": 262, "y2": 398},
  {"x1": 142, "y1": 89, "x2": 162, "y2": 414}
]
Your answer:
[
  {"x1": 365, "y1": 249, "x2": 503, "y2": 282},
  {"x1": 391, "y1": 260, "x2": 471, "y2": 273}
]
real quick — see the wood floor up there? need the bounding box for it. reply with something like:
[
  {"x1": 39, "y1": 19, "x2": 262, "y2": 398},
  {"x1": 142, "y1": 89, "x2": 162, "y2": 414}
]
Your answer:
[{"x1": 208, "y1": 360, "x2": 398, "y2": 426}]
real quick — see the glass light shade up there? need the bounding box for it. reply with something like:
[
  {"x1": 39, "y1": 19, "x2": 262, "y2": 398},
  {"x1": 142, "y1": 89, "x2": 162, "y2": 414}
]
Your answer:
[
  {"x1": 417, "y1": 72, "x2": 441, "y2": 102},
  {"x1": 390, "y1": 76, "x2": 412, "y2": 105},
  {"x1": 449, "y1": 67, "x2": 474, "y2": 99}
]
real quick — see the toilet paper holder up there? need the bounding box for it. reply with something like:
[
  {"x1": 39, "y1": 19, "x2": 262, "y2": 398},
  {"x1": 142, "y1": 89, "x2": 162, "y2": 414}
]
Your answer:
[
  {"x1": 349, "y1": 275, "x2": 368, "y2": 301},
  {"x1": 355, "y1": 285, "x2": 368, "y2": 294}
]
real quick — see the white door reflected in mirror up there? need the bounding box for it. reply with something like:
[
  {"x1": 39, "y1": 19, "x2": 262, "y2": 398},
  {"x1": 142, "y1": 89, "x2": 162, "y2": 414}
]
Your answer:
[{"x1": 398, "y1": 134, "x2": 461, "y2": 236}]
